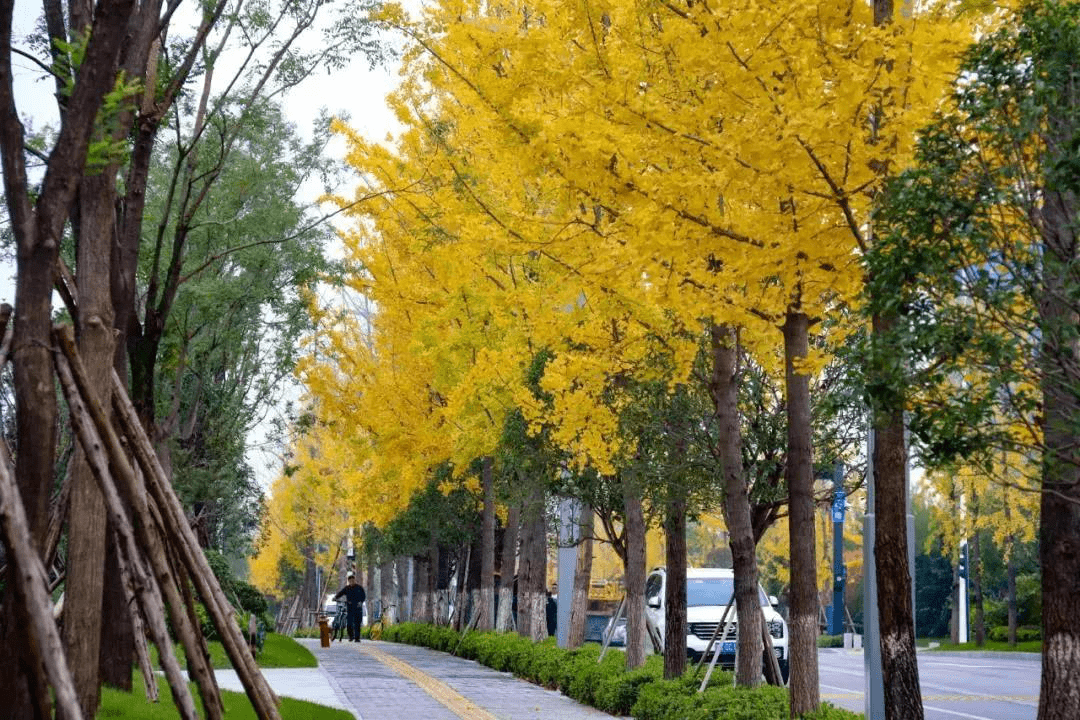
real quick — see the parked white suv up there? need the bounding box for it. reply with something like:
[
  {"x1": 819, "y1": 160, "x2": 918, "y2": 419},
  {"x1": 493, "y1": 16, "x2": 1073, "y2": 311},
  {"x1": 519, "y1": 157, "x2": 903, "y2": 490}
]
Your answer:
[{"x1": 645, "y1": 567, "x2": 789, "y2": 683}]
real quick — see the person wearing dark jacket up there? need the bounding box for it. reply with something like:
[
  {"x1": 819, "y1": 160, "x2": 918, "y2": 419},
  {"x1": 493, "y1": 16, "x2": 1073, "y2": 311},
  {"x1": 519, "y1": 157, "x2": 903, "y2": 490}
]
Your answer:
[{"x1": 333, "y1": 571, "x2": 366, "y2": 642}]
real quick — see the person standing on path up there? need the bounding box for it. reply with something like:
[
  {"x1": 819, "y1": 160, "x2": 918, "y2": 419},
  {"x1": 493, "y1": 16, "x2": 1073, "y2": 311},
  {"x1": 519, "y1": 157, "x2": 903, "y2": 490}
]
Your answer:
[{"x1": 333, "y1": 570, "x2": 366, "y2": 642}]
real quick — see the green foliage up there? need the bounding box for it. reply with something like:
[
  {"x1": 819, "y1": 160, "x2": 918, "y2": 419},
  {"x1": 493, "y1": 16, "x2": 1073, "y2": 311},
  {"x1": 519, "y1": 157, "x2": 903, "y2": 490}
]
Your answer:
[
  {"x1": 866, "y1": 0, "x2": 1080, "y2": 470},
  {"x1": 915, "y1": 552, "x2": 954, "y2": 638},
  {"x1": 234, "y1": 580, "x2": 270, "y2": 616},
  {"x1": 798, "y1": 705, "x2": 866, "y2": 720},
  {"x1": 380, "y1": 470, "x2": 481, "y2": 557},
  {"x1": 381, "y1": 622, "x2": 851, "y2": 720},
  {"x1": 988, "y1": 625, "x2": 1042, "y2": 643},
  {"x1": 817, "y1": 635, "x2": 845, "y2": 648},
  {"x1": 203, "y1": 549, "x2": 237, "y2": 597},
  {"x1": 593, "y1": 656, "x2": 664, "y2": 715}
]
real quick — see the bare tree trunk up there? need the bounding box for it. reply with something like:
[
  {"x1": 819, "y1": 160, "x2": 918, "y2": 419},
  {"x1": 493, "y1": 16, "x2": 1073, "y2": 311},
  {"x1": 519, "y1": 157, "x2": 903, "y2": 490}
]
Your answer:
[
  {"x1": 1037, "y1": 182, "x2": 1080, "y2": 720},
  {"x1": 663, "y1": 487, "x2": 687, "y2": 679},
  {"x1": 396, "y1": 557, "x2": 410, "y2": 622},
  {"x1": 365, "y1": 543, "x2": 376, "y2": 628},
  {"x1": 413, "y1": 550, "x2": 433, "y2": 624},
  {"x1": 872, "y1": 308, "x2": 923, "y2": 720},
  {"x1": 380, "y1": 558, "x2": 395, "y2": 624},
  {"x1": 623, "y1": 480, "x2": 647, "y2": 670},
  {"x1": 567, "y1": 506, "x2": 594, "y2": 649},
  {"x1": 971, "y1": 529, "x2": 985, "y2": 647},
  {"x1": 62, "y1": 167, "x2": 120, "y2": 718},
  {"x1": 783, "y1": 311, "x2": 820, "y2": 713},
  {"x1": 1006, "y1": 527, "x2": 1018, "y2": 647},
  {"x1": 479, "y1": 456, "x2": 495, "y2": 630},
  {"x1": 98, "y1": 542, "x2": 134, "y2": 689},
  {"x1": 517, "y1": 487, "x2": 547, "y2": 642},
  {"x1": 709, "y1": 323, "x2": 764, "y2": 687},
  {"x1": 496, "y1": 503, "x2": 520, "y2": 632}
]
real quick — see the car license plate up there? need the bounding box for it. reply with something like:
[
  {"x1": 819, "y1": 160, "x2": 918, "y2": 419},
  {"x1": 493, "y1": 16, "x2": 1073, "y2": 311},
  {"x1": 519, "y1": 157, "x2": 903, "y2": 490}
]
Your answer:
[{"x1": 721, "y1": 640, "x2": 736, "y2": 654}]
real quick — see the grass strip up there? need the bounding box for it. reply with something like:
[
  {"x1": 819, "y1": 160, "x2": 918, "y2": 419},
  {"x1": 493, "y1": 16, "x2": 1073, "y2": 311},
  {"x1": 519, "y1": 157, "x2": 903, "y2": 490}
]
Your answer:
[
  {"x1": 97, "y1": 671, "x2": 351, "y2": 719},
  {"x1": 152, "y1": 633, "x2": 317, "y2": 669}
]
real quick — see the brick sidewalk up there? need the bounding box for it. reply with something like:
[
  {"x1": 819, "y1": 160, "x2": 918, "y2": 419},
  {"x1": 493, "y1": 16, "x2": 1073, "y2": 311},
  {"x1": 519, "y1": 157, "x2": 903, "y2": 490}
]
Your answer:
[{"x1": 301, "y1": 638, "x2": 622, "y2": 720}]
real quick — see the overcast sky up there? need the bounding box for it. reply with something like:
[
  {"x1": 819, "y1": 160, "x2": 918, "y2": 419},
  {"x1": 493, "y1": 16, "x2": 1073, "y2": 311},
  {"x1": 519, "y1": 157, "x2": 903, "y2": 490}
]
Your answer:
[{"x1": 2, "y1": 0, "x2": 416, "y2": 486}]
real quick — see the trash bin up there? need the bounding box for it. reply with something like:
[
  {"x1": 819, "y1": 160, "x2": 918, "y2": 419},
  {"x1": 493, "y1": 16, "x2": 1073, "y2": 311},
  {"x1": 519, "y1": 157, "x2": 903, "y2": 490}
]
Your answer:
[{"x1": 318, "y1": 615, "x2": 330, "y2": 648}]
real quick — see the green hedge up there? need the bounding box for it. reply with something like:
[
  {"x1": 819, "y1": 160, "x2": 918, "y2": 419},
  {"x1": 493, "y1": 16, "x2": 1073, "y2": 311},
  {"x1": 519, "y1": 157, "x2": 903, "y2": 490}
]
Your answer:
[
  {"x1": 988, "y1": 625, "x2": 1041, "y2": 642},
  {"x1": 379, "y1": 623, "x2": 862, "y2": 720}
]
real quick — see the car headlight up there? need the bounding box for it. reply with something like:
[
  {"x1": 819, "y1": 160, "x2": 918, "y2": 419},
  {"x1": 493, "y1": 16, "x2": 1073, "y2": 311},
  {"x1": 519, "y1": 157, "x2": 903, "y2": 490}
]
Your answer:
[{"x1": 768, "y1": 620, "x2": 784, "y2": 639}]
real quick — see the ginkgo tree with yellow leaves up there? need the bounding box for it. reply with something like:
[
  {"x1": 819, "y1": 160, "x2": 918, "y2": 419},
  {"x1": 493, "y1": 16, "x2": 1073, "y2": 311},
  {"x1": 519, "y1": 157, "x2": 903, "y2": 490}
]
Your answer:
[
  {"x1": 286, "y1": 0, "x2": 984, "y2": 714},
  {"x1": 352, "y1": 0, "x2": 971, "y2": 707}
]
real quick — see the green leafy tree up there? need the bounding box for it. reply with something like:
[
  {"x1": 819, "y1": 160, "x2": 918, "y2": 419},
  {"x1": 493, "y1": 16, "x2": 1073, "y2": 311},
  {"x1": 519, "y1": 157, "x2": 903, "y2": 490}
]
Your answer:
[{"x1": 868, "y1": 3, "x2": 1080, "y2": 716}]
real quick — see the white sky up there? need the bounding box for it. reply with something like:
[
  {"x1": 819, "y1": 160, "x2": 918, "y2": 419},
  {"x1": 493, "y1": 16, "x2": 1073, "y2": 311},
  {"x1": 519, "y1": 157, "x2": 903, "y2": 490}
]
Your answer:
[{"x1": 2, "y1": 0, "x2": 417, "y2": 487}]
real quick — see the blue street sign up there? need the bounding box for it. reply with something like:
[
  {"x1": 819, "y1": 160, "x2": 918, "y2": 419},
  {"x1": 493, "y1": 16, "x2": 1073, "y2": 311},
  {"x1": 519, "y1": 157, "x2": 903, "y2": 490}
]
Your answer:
[{"x1": 831, "y1": 489, "x2": 846, "y2": 523}]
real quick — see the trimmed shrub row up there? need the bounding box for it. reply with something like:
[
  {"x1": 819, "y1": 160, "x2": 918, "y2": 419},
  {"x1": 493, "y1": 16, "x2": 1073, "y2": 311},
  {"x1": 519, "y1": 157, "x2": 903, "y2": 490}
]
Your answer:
[
  {"x1": 376, "y1": 623, "x2": 862, "y2": 720},
  {"x1": 988, "y1": 625, "x2": 1041, "y2": 643}
]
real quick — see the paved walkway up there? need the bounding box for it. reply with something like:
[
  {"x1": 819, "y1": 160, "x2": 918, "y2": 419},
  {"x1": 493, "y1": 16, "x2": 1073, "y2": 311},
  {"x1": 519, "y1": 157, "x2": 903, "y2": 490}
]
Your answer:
[{"x1": 247, "y1": 638, "x2": 621, "y2": 719}]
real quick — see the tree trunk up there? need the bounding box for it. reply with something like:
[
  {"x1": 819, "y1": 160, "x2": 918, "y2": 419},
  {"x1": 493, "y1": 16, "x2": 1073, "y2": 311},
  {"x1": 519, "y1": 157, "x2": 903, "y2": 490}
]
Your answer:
[
  {"x1": 63, "y1": 168, "x2": 121, "y2": 718},
  {"x1": 567, "y1": 506, "x2": 594, "y2": 649},
  {"x1": 466, "y1": 537, "x2": 482, "y2": 628},
  {"x1": 380, "y1": 558, "x2": 395, "y2": 624},
  {"x1": 414, "y1": 548, "x2": 434, "y2": 624},
  {"x1": 98, "y1": 541, "x2": 134, "y2": 689},
  {"x1": 623, "y1": 479, "x2": 647, "y2": 670},
  {"x1": 496, "y1": 503, "x2": 520, "y2": 632},
  {"x1": 516, "y1": 486, "x2": 548, "y2": 642},
  {"x1": 396, "y1": 557, "x2": 410, "y2": 622},
  {"x1": 783, "y1": 311, "x2": 820, "y2": 713},
  {"x1": 1036, "y1": 181, "x2": 1080, "y2": 720},
  {"x1": 365, "y1": 543, "x2": 376, "y2": 628},
  {"x1": 1006, "y1": 534, "x2": 1017, "y2": 647},
  {"x1": 662, "y1": 486, "x2": 687, "y2": 679},
  {"x1": 480, "y1": 456, "x2": 495, "y2": 630},
  {"x1": 872, "y1": 307, "x2": 923, "y2": 720},
  {"x1": 709, "y1": 323, "x2": 764, "y2": 687},
  {"x1": 971, "y1": 530, "x2": 985, "y2": 647},
  {"x1": 949, "y1": 559, "x2": 960, "y2": 645}
]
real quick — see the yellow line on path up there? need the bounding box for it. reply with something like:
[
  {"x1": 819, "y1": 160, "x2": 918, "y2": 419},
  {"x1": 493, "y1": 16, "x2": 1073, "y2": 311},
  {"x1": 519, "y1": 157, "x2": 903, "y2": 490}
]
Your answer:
[{"x1": 357, "y1": 643, "x2": 498, "y2": 720}]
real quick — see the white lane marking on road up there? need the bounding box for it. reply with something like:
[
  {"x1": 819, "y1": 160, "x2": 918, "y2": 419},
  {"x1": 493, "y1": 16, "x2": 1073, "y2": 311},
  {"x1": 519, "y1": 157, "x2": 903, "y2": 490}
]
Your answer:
[
  {"x1": 820, "y1": 682, "x2": 862, "y2": 694},
  {"x1": 819, "y1": 661, "x2": 1038, "y2": 707},
  {"x1": 918, "y1": 679, "x2": 1038, "y2": 705},
  {"x1": 924, "y1": 704, "x2": 1007, "y2": 720},
  {"x1": 923, "y1": 661, "x2": 1036, "y2": 672}
]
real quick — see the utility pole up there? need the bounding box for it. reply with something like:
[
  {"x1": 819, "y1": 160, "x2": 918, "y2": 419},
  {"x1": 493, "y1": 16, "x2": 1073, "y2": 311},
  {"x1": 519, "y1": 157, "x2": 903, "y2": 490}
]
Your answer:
[
  {"x1": 958, "y1": 540, "x2": 969, "y2": 644},
  {"x1": 556, "y1": 496, "x2": 580, "y2": 648},
  {"x1": 863, "y1": 430, "x2": 885, "y2": 719},
  {"x1": 829, "y1": 462, "x2": 846, "y2": 636}
]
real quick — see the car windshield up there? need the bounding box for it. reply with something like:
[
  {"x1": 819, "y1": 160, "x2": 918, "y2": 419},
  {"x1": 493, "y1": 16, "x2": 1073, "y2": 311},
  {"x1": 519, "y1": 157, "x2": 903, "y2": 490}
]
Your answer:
[{"x1": 686, "y1": 578, "x2": 768, "y2": 607}]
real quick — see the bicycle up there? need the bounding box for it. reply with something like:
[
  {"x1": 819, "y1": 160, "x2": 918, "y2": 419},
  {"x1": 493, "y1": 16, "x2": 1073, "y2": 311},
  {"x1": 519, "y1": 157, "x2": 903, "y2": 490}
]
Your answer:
[{"x1": 369, "y1": 604, "x2": 396, "y2": 640}]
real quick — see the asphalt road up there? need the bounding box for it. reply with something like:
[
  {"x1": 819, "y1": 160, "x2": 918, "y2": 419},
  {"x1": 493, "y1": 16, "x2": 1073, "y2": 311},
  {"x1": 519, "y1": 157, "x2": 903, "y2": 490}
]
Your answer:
[{"x1": 817, "y1": 648, "x2": 1041, "y2": 719}]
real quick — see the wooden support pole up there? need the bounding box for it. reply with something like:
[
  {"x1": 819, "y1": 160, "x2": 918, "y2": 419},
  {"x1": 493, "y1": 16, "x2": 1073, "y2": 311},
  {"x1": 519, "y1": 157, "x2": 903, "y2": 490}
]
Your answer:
[
  {"x1": 111, "y1": 524, "x2": 159, "y2": 703},
  {"x1": 110, "y1": 369, "x2": 282, "y2": 717},
  {"x1": 0, "y1": 311, "x2": 82, "y2": 720},
  {"x1": 0, "y1": 448, "x2": 84, "y2": 720},
  {"x1": 53, "y1": 344, "x2": 201, "y2": 720},
  {"x1": 54, "y1": 327, "x2": 225, "y2": 720}
]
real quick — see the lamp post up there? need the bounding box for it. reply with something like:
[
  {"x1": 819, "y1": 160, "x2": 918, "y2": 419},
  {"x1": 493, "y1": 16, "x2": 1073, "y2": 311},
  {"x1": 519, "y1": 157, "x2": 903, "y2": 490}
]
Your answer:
[{"x1": 556, "y1": 496, "x2": 580, "y2": 648}]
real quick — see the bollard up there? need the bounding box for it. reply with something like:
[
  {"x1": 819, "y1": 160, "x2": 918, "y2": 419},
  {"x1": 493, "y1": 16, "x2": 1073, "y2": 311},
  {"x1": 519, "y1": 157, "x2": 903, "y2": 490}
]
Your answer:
[{"x1": 318, "y1": 615, "x2": 330, "y2": 648}]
